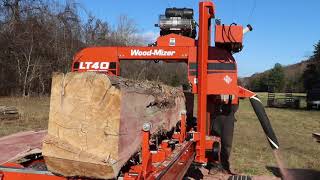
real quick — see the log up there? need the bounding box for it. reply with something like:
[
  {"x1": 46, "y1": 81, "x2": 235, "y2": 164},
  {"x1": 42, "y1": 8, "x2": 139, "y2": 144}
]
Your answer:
[
  {"x1": 0, "y1": 106, "x2": 19, "y2": 120},
  {"x1": 42, "y1": 72, "x2": 186, "y2": 179}
]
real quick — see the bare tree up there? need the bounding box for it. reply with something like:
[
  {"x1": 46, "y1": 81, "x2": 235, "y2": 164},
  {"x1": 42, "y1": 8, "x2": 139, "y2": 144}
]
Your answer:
[
  {"x1": 0, "y1": 0, "x2": 188, "y2": 96},
  {"x1": 83, "y1": 15, "x2": 111, "y2": 46},
  {"x1": 0, "y1": 0, "x2": 84, "y2": 96},
  {"x1": 113, "y1": 15, "x2": 139, "y2": 46}
]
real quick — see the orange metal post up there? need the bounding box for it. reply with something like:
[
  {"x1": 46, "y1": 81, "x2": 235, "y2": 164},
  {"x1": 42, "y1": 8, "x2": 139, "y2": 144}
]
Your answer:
[
  {"x1": 196, "y1": 1, "x2": 215, "y2": 163},
  {"x1": 141, "y1": 129, "x2": 152, "y2": 179}
]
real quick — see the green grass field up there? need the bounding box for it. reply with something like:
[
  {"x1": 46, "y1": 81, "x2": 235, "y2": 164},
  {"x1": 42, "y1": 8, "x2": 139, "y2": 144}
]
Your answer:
[
  {"x1": 0, "y1": 94, "x2": 319, "y2": 176},
  {"x1": 0, "y1": 97, "x2": 49, "y2": 137},
  {"x1": 231, "y1": 93, "x2": 320, "y2": 175}
]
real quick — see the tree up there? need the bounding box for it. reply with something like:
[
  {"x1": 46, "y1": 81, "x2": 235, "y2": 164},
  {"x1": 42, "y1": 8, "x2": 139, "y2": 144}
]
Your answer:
[
  {"x1": 311, "y1": 40, "x2": 320, "y2": 61},
  {"x1": 83, "y1": 15, "x2": 112, "y2": 46},
  {"x1": 303, "y1": 41, "x2": 320, "y2": 91},
  {"x1": 0, "y1": 0, "x2": 84, "y2": 96},
  {"x1": 302, "y1": 64, "x2": 319, "y2": 90},
  {"x1": 268, "y1": 63, "x2": 285, "y2": 92},
  {"x1": 247, "y1": 63, "x2": 285, "y2": 92},
  {"x1": 0, "y1": 0, "x2": 188, "y2": 96},
  {"x1": 247, "y1": 73, "x2": 269, "y2": 92},
  {"x1": 285, "y1": 73, "x2": 304, "y2": 92}
]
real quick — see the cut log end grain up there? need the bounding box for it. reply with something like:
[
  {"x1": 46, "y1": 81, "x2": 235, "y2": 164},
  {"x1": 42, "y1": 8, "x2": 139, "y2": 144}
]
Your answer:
[{"x1": 42, "y1": 72, "x2": 186, "y2": 179}]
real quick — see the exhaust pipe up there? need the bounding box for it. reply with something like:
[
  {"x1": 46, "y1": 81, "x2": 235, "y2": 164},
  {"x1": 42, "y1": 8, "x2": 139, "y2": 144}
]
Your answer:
[
  {"x1": 250, "y1": 95, "x2": 279, "y2": 150},
  {"x1": 243, "y1": 24, "x2": 253, "y2": 35}
]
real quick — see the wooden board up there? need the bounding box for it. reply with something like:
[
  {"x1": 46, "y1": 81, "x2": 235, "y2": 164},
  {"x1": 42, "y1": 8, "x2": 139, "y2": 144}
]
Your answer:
[
  {"x1": 42, "y1": 72, "x2": 186, "y2": 179},
  {"x1": 0, "y1": 130, "x2": 46, "y2": 165}
]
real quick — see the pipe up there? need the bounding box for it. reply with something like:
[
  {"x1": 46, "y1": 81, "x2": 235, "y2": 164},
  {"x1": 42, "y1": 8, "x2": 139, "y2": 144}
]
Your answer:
[{"x1": 243, "y1": 24, "x2": 253, "y2": 35}]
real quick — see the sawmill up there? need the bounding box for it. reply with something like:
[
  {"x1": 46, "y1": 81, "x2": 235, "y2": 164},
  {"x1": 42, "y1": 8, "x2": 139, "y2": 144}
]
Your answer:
[{"x1": 0, "y1": 1, "x2": 282, "y2": 180}]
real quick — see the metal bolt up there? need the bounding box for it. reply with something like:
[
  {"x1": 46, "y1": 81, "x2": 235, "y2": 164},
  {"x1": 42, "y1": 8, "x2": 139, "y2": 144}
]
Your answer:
[{"x1": 142, "y1": 122, "x2": 152, "y2": 131}]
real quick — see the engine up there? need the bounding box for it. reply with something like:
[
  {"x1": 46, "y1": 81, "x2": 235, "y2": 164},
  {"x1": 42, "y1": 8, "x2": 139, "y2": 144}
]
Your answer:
[{"x1": 155, "y1": 8, "x2": 197, "y2": 38}]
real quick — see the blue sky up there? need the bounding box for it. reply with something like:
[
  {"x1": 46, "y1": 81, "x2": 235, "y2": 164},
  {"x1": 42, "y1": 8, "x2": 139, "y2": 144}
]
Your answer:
[{"x1": 73, "y1": 0, "x2": 320, "y2": 77}]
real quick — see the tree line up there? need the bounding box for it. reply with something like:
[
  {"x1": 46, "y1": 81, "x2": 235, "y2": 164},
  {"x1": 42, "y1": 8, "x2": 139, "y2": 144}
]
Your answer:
[
  {"x1": 3, "y1": 0, "x2": 317, "y2": 96},
  {"x1": 246, "y1": 63, "x2": 285, "y2": 92},
  {"x1": 0, "y1": 0, "x2": 187, "y2": 96},
  {"x1": 302, "y1": 41, "x2": 320, "y2": 92},
  {"x1": 245, "y1": 41, "x2": 320, "y2": 93}
]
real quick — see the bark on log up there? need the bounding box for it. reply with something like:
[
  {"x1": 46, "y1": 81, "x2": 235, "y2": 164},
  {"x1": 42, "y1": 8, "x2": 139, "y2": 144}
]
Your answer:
[{"x1": 42, "y1": 72, "x2": 186, "y2": 179}]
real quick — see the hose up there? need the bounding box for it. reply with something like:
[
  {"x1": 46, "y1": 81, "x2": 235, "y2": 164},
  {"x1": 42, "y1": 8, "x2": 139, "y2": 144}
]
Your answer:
[{"x1": 250, "y1": 95, "x2": 279, "y2": 150}]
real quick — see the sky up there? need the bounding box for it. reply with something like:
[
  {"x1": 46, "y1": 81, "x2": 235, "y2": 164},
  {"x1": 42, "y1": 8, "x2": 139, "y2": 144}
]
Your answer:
[{"x1": 71, "y1": 0, "x2": 320, "y2": 77}]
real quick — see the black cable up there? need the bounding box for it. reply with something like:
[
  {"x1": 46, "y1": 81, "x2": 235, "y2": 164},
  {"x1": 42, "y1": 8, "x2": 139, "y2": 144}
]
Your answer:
[
  {"x1": 223, "y1": 25, "x2": 228, "y2": 42},
  {"x1": 229, "y1": 23, "x2": 244, "y2": 53},
  {"x1": 228, "y1": 23, "x2": 237, "y2": 43},
  {"x1": 228, "y1": 23, "x2": 237, "y2": 53},
  {"x1": 222, "y1": 23, "x2": 235, "y2": 53},
  {"x1": 222, "y1": 24, "x2": 226, "y2": 43}
]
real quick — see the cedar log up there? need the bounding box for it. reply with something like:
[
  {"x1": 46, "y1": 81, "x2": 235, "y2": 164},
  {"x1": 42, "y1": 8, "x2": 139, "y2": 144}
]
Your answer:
[{"x1": 42, "y1": 72, "x2": 186, "y2": 179}]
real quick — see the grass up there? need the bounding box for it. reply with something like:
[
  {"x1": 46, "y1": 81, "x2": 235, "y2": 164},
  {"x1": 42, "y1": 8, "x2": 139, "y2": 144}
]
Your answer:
[
  {"x1": 0, "y1": 94, "x2": 319, "y2": 176},
  {"x1": 0, "y1": 97, "x2": 49, "y2": 137},
  {"x1": 231, "y1": 93, "x2": 320, "y2": 175}
]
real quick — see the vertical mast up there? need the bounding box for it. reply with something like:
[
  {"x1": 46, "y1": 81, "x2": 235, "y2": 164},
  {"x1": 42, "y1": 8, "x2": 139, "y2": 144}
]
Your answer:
[{"x1": 196, "y1": 1, "x2": 215, "y2": 163}]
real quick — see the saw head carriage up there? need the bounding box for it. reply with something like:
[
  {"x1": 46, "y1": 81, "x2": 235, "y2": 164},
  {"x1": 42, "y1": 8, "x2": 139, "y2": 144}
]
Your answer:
[{"x1": 72, "y1": 5, "x2": 252, "y2": 100}]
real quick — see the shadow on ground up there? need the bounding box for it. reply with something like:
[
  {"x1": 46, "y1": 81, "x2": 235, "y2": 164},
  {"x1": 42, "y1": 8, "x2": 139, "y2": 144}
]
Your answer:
[{"x1": 266, "y1": 166, "x2": 320, "y2": 180}]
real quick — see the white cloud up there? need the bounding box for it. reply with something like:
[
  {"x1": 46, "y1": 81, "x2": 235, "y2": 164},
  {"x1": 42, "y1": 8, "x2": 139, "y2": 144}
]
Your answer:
[{"x1": 133, "y1": 31, "x2": 159, "y2": 44}]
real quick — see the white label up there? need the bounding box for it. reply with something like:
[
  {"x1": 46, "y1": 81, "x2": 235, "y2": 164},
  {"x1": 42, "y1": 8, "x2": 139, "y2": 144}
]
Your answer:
[
  {"x1": 79, "y1": 62, "x2": 110, "y2": 70},
  {"x1": 169, "y1": 38, "x2": 176, "y2": 46},
  {"x1": 223, "y1": 75, "x2": 232, "y2": 84},
  {"x1": 130, "y1": 49, "x2": 176, "y2": 56},
  {"x1": 194, "y1": 78, "x2": 198, "y2": 84}
]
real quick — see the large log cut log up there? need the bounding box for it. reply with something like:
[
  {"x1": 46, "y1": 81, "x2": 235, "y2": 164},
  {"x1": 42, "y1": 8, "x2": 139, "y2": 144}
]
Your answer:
[{"x1": 42, "y1": 72, "x2": 186, "y2": 179}]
